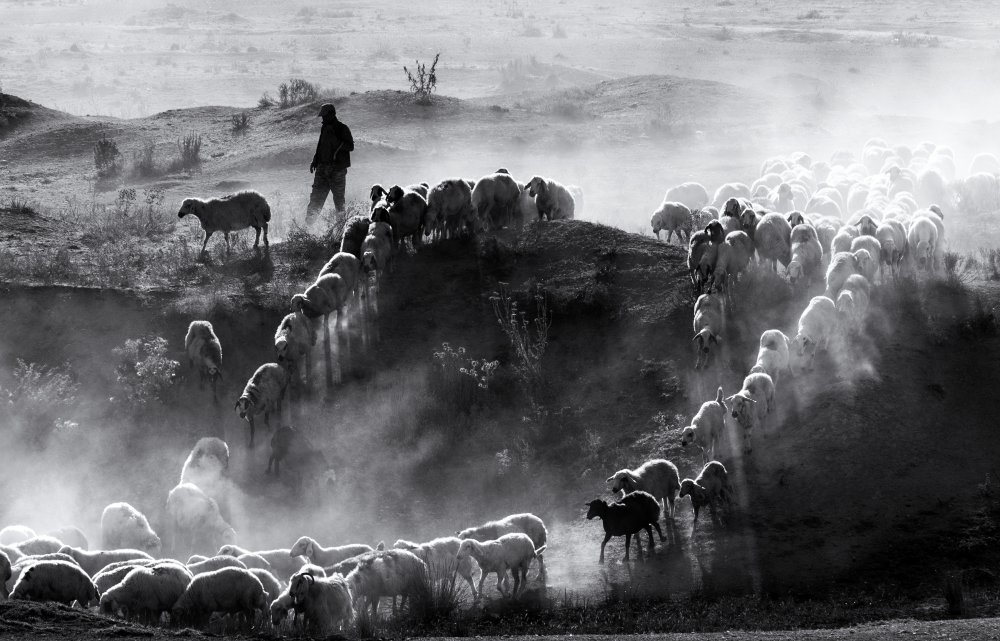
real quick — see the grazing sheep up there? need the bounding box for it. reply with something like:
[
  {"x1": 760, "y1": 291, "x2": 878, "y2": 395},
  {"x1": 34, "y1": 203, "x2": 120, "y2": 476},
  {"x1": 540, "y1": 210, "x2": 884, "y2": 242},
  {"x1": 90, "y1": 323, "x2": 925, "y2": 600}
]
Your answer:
[
  {"x1": 177, "y1": 191, "x2": 270, "y2": 255},
  {"x1": 650, "y1": 201, "x2": 692, "y2": 244},
  {"x1": 425, "y1": 178, "x2": 474, "y2": 239},
  {"x1": 219, "y1": 546, "x2": 306, "y2": 581},
  {"x1": 290, "y1": 537, "x2": 372, "y2": 569},
  {"x1": 457, "y1": 534, "x2": 542, "y2": 597},
  {"x1": 457, "y1": 513, "x2": 548, "y2": 579},
  {"x1": 0, "y1": 526, "x2": 36, "y2": 546},
  {"x1": 9, "y1": 560, "x2": 98, "y2": 607},
  {"x1": 387, "y1": 185, "x2": 428, "y2": 247},
  {"x1": 184, "y1": 321, "x2": 223, "y2": 399},
  {"x1": 692, "y1": 293, "x2": 724, "y2": 369},
  {"x1": 665, "y1": 182, "x2": 709, "y2": 210},
  {"x1": 754, "y1": 212, "x2": 792, "y2": 271},
  {"x1": 171, "y1": 567, "x2": 267, "y2": 627},
  {"x1": 100, "y1": 503, "x2": 161, "y2": 556},
  {"x1": 345, "y1": 549, "x2": 429, "y2": 616},
  {"x1": 907, "y1": 216, "x2": 939, "y2": 273},
  {"x1": 249, "y1": 568, "x2": 281, "y2": 603},
  {"x1": 93, "y1": 562, "x2": 147, "y2": 595},
  {"x1": 607, "y1": 459, "x2": 681, "y2": 519},
  {"x1": 793, "y1": 295, "x2": 838, "y2": 372},
  {"x1": 46, "y1": 527, "x2": 88, "y2": 551},
  {"x1": 288, "y1": 572, "x2": 354, "y2": 633},
  {"x1": 752, "y1": 329, "x2": 791, "y2": 384},
  {"x1": 680, "y1": 387, "x2": 726, "y2": 463},
  {"x1": 825, "y1": 251, "x2": 859, "y2": 298},
  {"x1": 234, "y1": 363, "x2": 288, "y2": 448},
  {"x1": 6, "y1": 553, "x2": 81, "y2": 594},
  {"x1": 13, "y1": 535, "x2": 64, "y2": 556},
  {"x1": 340, "y1": 215, "x2": 371, "y2": 259},
  {"x1": 526, "y1": 176, "x2": 575, "y2": 221},
  {"x1": 788, "y1": 223, "x2": 823, "y2": 286},
  {"x1": 274, "y1": 310, "x2": 314, "y2": 386},
  {"x1": 99, "y1": 563, "x2": 192, "y2": 622},
  {"x1": 472, "y1": 172, "x2": 520, "y2": 231},
  {"x1": 59, "y1": 546, "x2": 153, "y2": 577},
  {"x1": 679, "y1": 461, "x2": 733, "y2": 531},
  {"x1": 187, "y1": 555, "x2": 247, "y2": 576},
  {"x1": 166, "y1": 483, "x2": 236, "y2": 558},
  {"x1": 726, "y1": 372, "x2": 775, "y2": 454},
  {"x1": 585, "y1": 491, "x2": 662, "y2": 563},
  {"x1": 393, "y1": 537, "x2": 481, "y2": 598}
]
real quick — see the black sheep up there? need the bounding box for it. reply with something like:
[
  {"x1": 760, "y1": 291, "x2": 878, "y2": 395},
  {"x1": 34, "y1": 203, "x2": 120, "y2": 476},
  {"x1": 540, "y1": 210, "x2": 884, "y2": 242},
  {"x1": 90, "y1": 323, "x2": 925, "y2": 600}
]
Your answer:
[{"x1": 585, "y1": 490, "x2": 663, "y2": 563}]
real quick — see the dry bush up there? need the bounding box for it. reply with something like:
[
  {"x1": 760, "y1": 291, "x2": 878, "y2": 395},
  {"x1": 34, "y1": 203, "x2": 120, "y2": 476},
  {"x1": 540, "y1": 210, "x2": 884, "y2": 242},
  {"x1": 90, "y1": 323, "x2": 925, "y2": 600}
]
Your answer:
[
  {"x1": 94, "y1": 135, "x2": 122, "y2": 179},
  {"x1": 112, "y1": 336, "x2": 179, "y2": 414},
  {"x1": 491, "y1": 285, "x2": 551, "y2": 407},
  {"x1": 231, "y1": 111, "x2": 251, "y2": 135},
  {"x1": 278, "y1": 78, "x2": 318, "y2": 108},
  {"x1": 258, "y1": 92, "x2": 276, "y2": 109},
  {"x1": 403, "y1": 53, "x2": 440, "y2": 105},
  {"x1": 131, "y1": 140, "x2": 157, "y2": 177},
  {"x1": 0, "y1": 359, "x2": 78, "y2": 446},
  {"x1": 173, "y1": 133, "x2": 202, "y2": 170}
]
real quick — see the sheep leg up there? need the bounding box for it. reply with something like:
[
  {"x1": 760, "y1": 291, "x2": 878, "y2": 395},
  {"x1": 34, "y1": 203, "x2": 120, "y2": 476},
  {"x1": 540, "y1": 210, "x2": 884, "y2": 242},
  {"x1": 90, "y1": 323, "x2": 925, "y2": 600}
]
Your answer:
[
  {"x1": 599, "y1": 533, "x2": 611, "y2": 563},
  {"x1": 476, "y1": 573, "x2": 486, "y2": 598},
  {"x1": 263, "y1": 223, "x2": 269, "y2": 248},
  {"x1": 536, "y1": 553, "x2": 546, "y2": 581},
  {"x1": 666, "y1": 230, "x2": 673, "y2": 244},
  {"x1": 224, "y1": 232, "x2": 231, "y2": 255},
  {"x1": 623, "y1": 532, "x2": 633, "y2": 561},
  {"x1": 201, "y1": 231, "x2": 212, "y2": 255},
  {"x1": 652, "y1": 520, "x2": 666, "y2": 543},
  {"x1": 253, "y1": 226, "x2": 261, "y2": 248},
  {"x1": 247, "y1": 416, "x2": 256, "y2": 449}
]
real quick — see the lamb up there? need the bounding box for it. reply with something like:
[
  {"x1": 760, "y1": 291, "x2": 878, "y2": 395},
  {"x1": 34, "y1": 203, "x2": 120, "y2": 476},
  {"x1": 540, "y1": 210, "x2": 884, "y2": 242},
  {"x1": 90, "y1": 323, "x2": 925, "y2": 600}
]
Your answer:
[
  {"x1": 751, "y1": 329, "x2": 791, "y2": 384},
  {"x1": 171, "y1": 566, "x2": 267, "y2": 627},
  {"x1": 526, "y1": 176, "x2": 575, "y2": 221},
  {"x1": 393, "y1": 537, "x2": 480, "y2": 598},
  {"x1": 472, "y1": 172, "x2": 521, "y2": 231},
  {"x1": 187, "y1": 555, "x2": 248, "y2": 575},
  {"x1": 679, "y1": 461, "x2": 733, "y2": 531},
  {"x1": 100, "y1": 563, "x2": 192, "y2": 622},
  {"x1": 166, "y1": 483, "x2": 236, "y2": 558},
  {"x1": 101, "y1": 503, "x2": 161, "y2": 555},
  {"x1": 788, "y1": 223, "x2": 823, "y2": 287},
  {"x1": 9, "y1": 560, "x2": 98, "y2": 607},
  {"x1": 664, "y1": 182, "x2": 709, "y2": 210},
  {"x1": 345, "y1": 549, "x2": 429, "y2": 615},
  {"x1": 793, "y1": 295, "x2": 839, "y2": 372},
  {"x1": 288, "y1": 572, "x2": 354, "y2": 633},
  {"x1": 650, "y1": 201, "x2": 692, "y2": 244},
  {"x1": 585, "y1": 491, "x2": 662, "y2": 563},
  {"x1": 47, "y1": 527, "x2": 88, "y2": 551},
  {"x1": 607, "y1": 459, "x2": 681, "y2": 520},
  {"x1": 0, "y1": 525, "x2": 36, "y2": 546},
  {"x1": 825, "y1": 251, "x2": 859, "y2": 298},
  {"x1": 457, "y1": 513, "x2": 548, "y2": 580},
  {"x1": 220, "y1": 546, "x2": 306, "y2": 580},
  {"x1": 13, "y1": 535, "x2": 64, "y2": 556},
  {"x1": 680, "y1": 387, "x2": 726, "y2": 463},
  {"x1": 274, "y1": 309, "x2": 314, "y2": 386},
  {"x1": 692, "y1": 293, "x2": 724, "y2": 369},
  {"x1": 725, "y1": 372, "x2": 775, "y2": 454},
  {"x1": 59, "y1": 546, "x2": 153, "y2": 577},
  {"x1": 907, "y1": 216, "x2": 939, "y2": 273},
  {"x1": 340, "y1": 215, "x2": 372, "y2": 259},
  {"x1": 425, "y1": 178, "x2": 474, "y2": 239},
  {"x1": 754, "y1": 212, "x2": 792, "y2": 271},
  {"x1": 177, "y1": 191, "x2": 270, "y2": 255},
  {"x1": 387, "y1": 185, "x2": 428, "y2": 247},
  {"x1": 457, "y1": 534, "x2": 541, "y2": 597},
  {"x1": 234, "y1": 363, "x2": 288, "y2": 448},
  {"x1": 289, "y1": 537, "x2": 372, "y2": 568},
  {"x1": 184, "y1": 320, "x2": 223, "y2": 399}
]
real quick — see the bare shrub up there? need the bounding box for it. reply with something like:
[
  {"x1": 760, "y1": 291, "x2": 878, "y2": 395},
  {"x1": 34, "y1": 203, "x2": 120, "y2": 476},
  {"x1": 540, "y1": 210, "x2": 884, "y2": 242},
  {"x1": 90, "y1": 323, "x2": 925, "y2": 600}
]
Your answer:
[
  {"x1": 491, "y1": 285, "x2": 551, "y2": 407},
  {"x1": 403, "y1": 53, "x2": 440, "y2": 105},
  {"x1": 277, "y1": 78, "x2": 318, "y2": 108},
  {"x1": 94, "y1": 135, "x2": 122, "y2": 179},
  {"x1": 258, "y1": 92, "x2": 275, "y2": 109},
  {"x1": 131, "y1": 140, "x2": 157, "y2": 177},
  {"x1": 6, "y1": 196, "x2": 35, "y2": 215},
  {"x1": 112, "y1": 336, "x2": 179, "y2": 414},
  {"x1": 430, "y1": 343, "x2": 499, "y2": 413},
  {"x1": 174, "y1": 133, "x2": 202, "y2": 170},
  {"x1": 0, "y1": 359, "x2": 78, "y2": 445},
  {"x1": 231, "y1": 111, "x2": 251, "y2": 135}
]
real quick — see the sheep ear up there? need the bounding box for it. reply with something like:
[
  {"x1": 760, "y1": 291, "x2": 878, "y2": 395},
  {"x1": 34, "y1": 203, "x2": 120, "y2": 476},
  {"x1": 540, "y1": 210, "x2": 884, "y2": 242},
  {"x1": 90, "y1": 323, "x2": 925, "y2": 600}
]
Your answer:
[{"x1": 716, "y1": 387, "x2": 724, "y2": 402}]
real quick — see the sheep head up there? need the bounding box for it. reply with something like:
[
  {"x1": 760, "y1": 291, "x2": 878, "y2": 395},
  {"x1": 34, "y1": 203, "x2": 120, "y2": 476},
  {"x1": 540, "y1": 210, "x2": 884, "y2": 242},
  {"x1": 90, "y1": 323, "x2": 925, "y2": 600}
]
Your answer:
[
  {"x1": 289, "y1": 573, "x2": 313, "y2": 605},
  {"x1": 739, "y1": 208, "x2": 758, "y2": 231},
  {"x1": 371, "y1": 205, "x2": 391, "y2": 224},
  {"x1": 726, "y1": 393, "x2": 756, "y2": 423},
  {"x1": 704, "y1": 220, "x2": 725, "y2": 244},
  {"x1": 177, "y1": 198, "x2": 202, "y2": 220},
  {"x1": 692, "y1": 328, "x2": 718, "y2": 355},
  {"x1": 723, "y1": 198, "x2": 741, "y2": 219},
  {"x1": 853, "y1": 248, "x2": 874, "y2": 275},
  {"x1": 362, "y1": 251, "x2": 378, "y2": 274},
  {"x1": 585, "y1": 499, "x2": 609, "y2": 520},
  {"x1": 786, "y1": 211, "x2": 805, "y2": 227},
  {"x1": 234, "y1": 396, "x2": 254, "y2": 420},
  {"x1": 680, "y1": 426, "x2": 697, "y2": 447},
  {"x1": 678, "y1": 479, "x2": 697, "y2": 499},
  {"x1": 857, "y1": 215, "x2": 878, "y2": 237},
  {"x1": 369, "y1": 184, "x2": 388, "y2": 205},
  {"x1": 787, "y1": 261, "x2": 803, "y2": 285},
  {"x1": 606, "y1": 470, "x2": 638, "y2": 494},
  {"x1": 526, "y1": 176, "x2": 545, "y2": 197},
  {"x1": 387, "y1": 185, "x2": 405, "y2": 205}
]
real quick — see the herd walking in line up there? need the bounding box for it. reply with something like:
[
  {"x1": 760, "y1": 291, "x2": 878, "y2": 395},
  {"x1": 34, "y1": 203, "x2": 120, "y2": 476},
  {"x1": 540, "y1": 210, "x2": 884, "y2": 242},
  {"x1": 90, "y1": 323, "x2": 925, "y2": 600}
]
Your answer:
[{"x1": 3, "y1": 136, "x2": 994, "y2": 635}]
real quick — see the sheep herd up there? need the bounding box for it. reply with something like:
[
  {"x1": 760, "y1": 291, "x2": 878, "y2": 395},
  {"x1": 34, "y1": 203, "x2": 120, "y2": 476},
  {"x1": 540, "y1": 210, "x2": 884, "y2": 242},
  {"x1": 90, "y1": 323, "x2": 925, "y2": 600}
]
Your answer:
[{"x1": 1, "y1": 139, "x2": 995, "y2": 633}]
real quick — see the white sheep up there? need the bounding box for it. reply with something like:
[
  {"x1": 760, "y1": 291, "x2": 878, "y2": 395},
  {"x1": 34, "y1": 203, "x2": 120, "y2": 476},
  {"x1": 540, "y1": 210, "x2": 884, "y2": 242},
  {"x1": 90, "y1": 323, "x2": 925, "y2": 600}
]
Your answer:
[
  {"x1": 425, "y1": 178, "x2": 474, "y2": 239},
  {"x1": 472, "y1": 172, "x2": 521, "y2": 231},
  {"x1": 680, "y1": 387, "x2": 726, "y2": 464},
  {"x1": 249, "y1": 568, "x2": 282, "y2": 604},
  {"x1": 692, "y1": 293, "x2": 724, "y2": 369},
  {"x1": 187, "y1": 555, "x2": 247, "y2": 576},
  {"x1": 725, "y1": 372, "x2": 775, "y2": 454},
  {"x1": 752, "y1": 329, "x2": 791, "y2": 384},
  {"x1": 177, "y1": 191, "x2": 270, "y2": 255},
  {"x1": 6, "y1": 553, "x2": 80, "y2": 594},
  {"x1": 101, "y1": 503, "x2": 161, "y2": 556},
  {"x1": 59, "y1": 546, "x2": 153, "y2": 577},
  {"x1": 345, "y1": 549, "x2": 429, "y2": 616},
  {"x1": 526, "y1": 176, "x2": 575, "y2": 221},
  {"x1": 876, "y1": 220, "x2": 907, "y2": 280},
  {"x1": 288, "y1": 571, "x2": 354, "y2": 633},
  {"x1": 754, "y1": 212, "x2": 792, "y2": 271},
  {"x1": 179, "y1": 436, "x2": 230, "y2": 504},
  {"x1": 94, "y1": 562, "x2": 148, "y2": 595},
  {"x1": 289, "y1": 537, "x2": 372, "y2": 569},
  {"x1": 793, "y1": 295, "x2": 838, "y2": 372},
  {"x1": 836, "y1": 274, "x2": 871, "y2": 331},
  {"x1": 457, "y1": 534, "x2": 542, "y2": 598},
  {"x1": 166, "y1": 483, "x2": 236, "y2": 558},
  {"x1": 907, "y1": 216, "x2": 939, "y2": 273},
  {"x1": 0, "y1": 525, "x2": 36, "y2": 546},
  {"x1": 851, "y1": 235, "x2": 881, "y2": 277},
  {"x1": 853, "y1": 248, "x2": 878, "y2": 283},
  {"x1": 393, "y1": 537, "x2": 480, "y2": 598},
  {"x1": 664, "y1": 182, "x2": 709, "y2": 211},
  {"x1": 220, "y1": 545, "x2": 306, "y2": 580},
  {"x1": 274, "y1": 310, "x2": 315, "y2": 386},
  {"x1": 171, "y1": 566, "x2": 267, "y2": 627},
  {"x1": 100, "y1": 563, "x2": 192, "y2": 622},
  {"x1": 293, "y1": 273, "x2": 353, "y2": 386},
  {"x1": 825, "y1": 251, "x2": 859, "y2": 298},
  {"x1": 9, "y1": 560, "x2": 98, "y2": 607},
  {"x1": 234, "y1": 362, "x2": 288, "y2": 448},
  {"x1": 457, "y1": 513, "x2": 548, "y2": 580},
  {"x1": 184, "y1": 320, "x2": 222, "y2": 399},
  {"x1": 13, "y1": 535, "x2": 64, "y2": 556},
  {"x1": 607, "y1": 460, "x2": 681, "y2": 519},
  {"x1": 679, "y1": 461, "x2": 733, "y2": 531},
  {"x1": 650, "y1": 201, "x2": 692, "y2": 244},
  {"x1": 788, "y1": 224, "x2": 823, "y2": 287}
]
